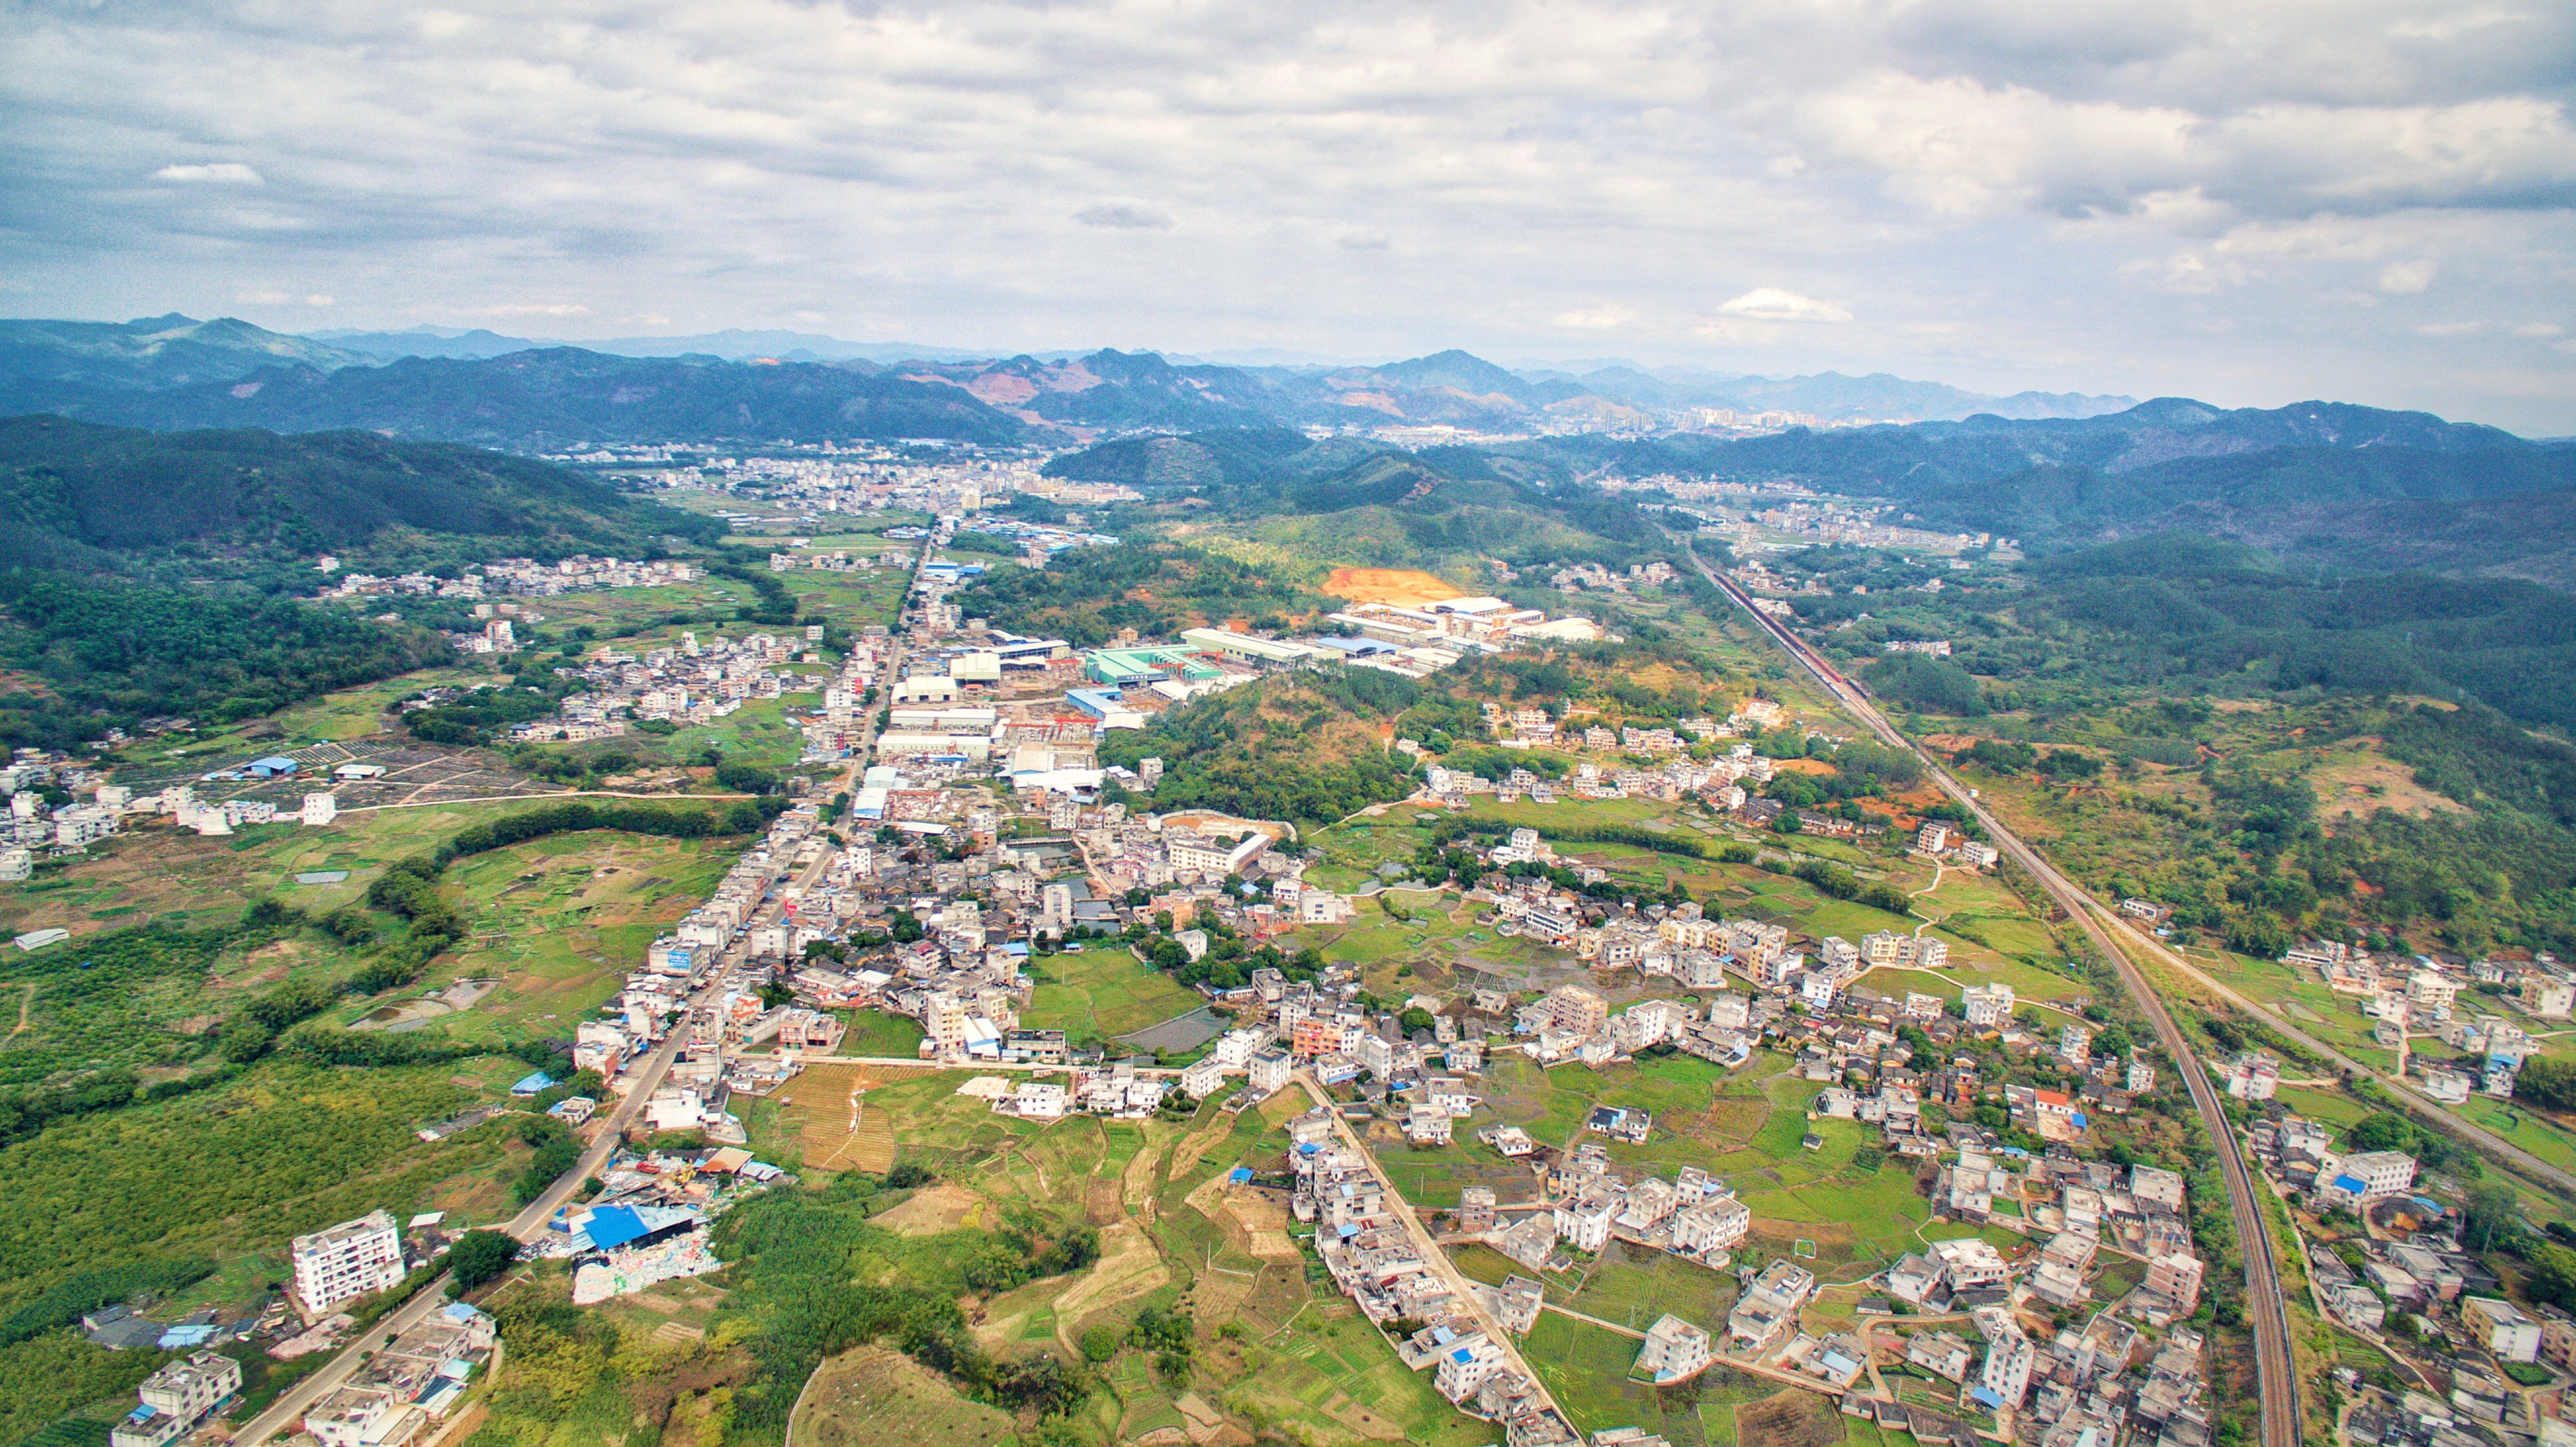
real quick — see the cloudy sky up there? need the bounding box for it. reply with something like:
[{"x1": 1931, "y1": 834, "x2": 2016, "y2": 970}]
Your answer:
[{"x1": 5, "y1": 0, "x2": 2574, "y2": 430}]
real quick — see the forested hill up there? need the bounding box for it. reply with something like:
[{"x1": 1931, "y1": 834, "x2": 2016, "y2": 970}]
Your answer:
[
  {"x1": 0, "y1": 415, "x2": 723, "y2": 574},
  {"x1": 0, "y1": 418, "x2": 723, "y2": 749},
  {"x1": 2, "y1": 348, "x2": 1030, "y2": 451}
]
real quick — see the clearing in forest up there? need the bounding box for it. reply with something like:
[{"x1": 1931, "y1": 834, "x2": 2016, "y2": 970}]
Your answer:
[{"x1": 1323, "y1": 567, "x2": 1464, "y2": 605}]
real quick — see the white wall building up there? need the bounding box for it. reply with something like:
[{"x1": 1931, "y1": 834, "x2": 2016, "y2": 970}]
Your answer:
[{"x1": 290, "y1": 1209, "x2": 408, "y2": 1314}]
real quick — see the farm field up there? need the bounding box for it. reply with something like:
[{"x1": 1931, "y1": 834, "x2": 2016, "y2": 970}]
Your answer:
[
  {"x1": 792, "y1": 1346, "x2": 1014, "y2": 1447},
  {"x1": 425, "y1": 828, "x2": 736, "y2": 1046},
  {"x1": 0, "y1": 1056, "x2": 528, "y2": 1317},
  {"x1": 0, "y1": 800, "x2": 526, "y2": 941},
  {"x1": 738, "y1": 1070, "x2": 1490, "y2": 1446},
  {"x1": 1023, "y1": 949, "x2": 1205, "y2": 1043}
]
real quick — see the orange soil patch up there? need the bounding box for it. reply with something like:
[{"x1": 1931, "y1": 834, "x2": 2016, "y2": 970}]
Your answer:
[
  {"x1": 1322, "y1": 567, "x2": 1464, "y2": 606},
  {"x1": 1772, "y1": 758, "x2": 1840, "y2": 776}
]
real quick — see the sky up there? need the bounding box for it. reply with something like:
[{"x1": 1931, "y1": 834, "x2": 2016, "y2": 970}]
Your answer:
[{"x1": 3, "y1": 1, "x2": 2574, "y2": 431}]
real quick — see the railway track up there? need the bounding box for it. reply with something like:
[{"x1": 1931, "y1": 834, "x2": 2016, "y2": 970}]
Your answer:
[{"x1": 1690, "y1": 551, "x2": 2303, "y2": 1447}]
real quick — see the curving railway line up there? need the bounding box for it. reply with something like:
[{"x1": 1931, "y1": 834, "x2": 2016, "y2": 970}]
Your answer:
[{"x1": 1690, "y1": 552, "x2": 2303, "y2": 1447}]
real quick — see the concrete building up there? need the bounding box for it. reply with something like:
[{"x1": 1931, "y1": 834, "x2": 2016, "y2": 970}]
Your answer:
[
  {"x1": 113, "y1": 1352, "x2": 243, "y2": 1447},
  {"x1": 2146, "y1": 1252, "x2": 2205, "y2": 1311},
  {"x1": 1541, "y1": 984, "x2": 1609, "y2": 1039},
  {"x1": 2314, "y1": 1150, "x2": 2417, "y2": 1210},
  {"x1": 1962, "y1": 983, "x2": 2015, "y2": 1027},
  {"x1": 1634, "y1": 1314, "x2": 1715, "y2": 1383},
  {"x1": 2465, "y1": 1297, "x2": 2544, "y2": 1363},
  {"x1": 290, "y1": 1209, "x2": 407, "y2": 1314}
]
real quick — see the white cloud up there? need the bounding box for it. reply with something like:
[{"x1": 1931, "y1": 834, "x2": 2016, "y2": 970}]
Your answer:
[
  {"x1": 0, "y1": 0, "x2": 2568, "y2": 429},
  {"x1": 2379, "y1": 259, "x2": 2440, "y2": 292},
  {"x1": 1718, "y1": 288, "x2": 1852, "y2": 323},
  {"x1": 1550, "y1": 304, "x2": 1637, "y2": 330},
  {"x1": 154, "y1": 162, "x2": 262, "y2": 184},
  {"x1": 1075, "y1": 203, "x2": 1174, "y2": 230}
]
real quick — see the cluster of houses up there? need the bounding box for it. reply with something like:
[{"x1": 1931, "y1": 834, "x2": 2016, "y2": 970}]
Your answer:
[
  {"x1": 298, "y1": 1302, "x2": 498, "y2": 1447},
  {"x1": 688, "y1": 450, "x2": 1033, "y2": 519},
  {"x1": 2271, "y1": 939, "x2": 2570, "y2": 1105},
  {"x1": 500, "y1": 626, "x2": 837, "y2": 741},
  {"x1": 1911, "y1": 819, "x2": 2002, "y2": 870},
  {"x1": 2236, "y1": 1104, "x2": 2576, "y2": 1447},
  {"x1": 1280, "y1": 1107, "x2": 1582, "y2": 1447},
  {"x1": 1547, "y1": 561, "x2": 1680, "y2": 592},
  {"x1": 0, "y1": 758, "x2": 355, "y2": 876}
]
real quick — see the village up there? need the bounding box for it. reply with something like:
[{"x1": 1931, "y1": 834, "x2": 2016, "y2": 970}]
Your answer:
[{"x1": 10, "y1": 512, "x2": 2230, "y2": 1447}]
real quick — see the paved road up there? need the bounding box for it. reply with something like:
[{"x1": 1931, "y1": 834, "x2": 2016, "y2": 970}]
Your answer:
[
  {"x1": 1292, "y1": 1073, "x2": 1568, "y2": 1426},
  {"x1": 240, "y1": 534, "x2": 946, "y2": 1446},
  {"x1": 1685, "y1": 547, "x2": 2302, "y2": 1447},
  {"x1": 232, "y1": 983, "x2": 714, "y2": 1447}
]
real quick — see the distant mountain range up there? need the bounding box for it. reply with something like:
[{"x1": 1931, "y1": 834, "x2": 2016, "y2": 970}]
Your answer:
[
  {"x1": 309, "y1": 324, "x2": 994, "y2": 366},
  {"x1": 0, "y1": 316, "x2": 2136, "y2": 442},
  {"x1": 8, "y1": 311, "x2": 2570, "y2": 586}
]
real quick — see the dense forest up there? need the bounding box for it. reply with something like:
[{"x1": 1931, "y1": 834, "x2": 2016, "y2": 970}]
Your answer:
[
  {"x1": 1099, "y1": 668, "x2": 1422, "y2": 824},
  {"x1": 0, "y1": 568, "x2": 452, "y2": 748},
  {"x1": 0, "y1": 417, "x2": 736, "y2": 747},
  {"x1": 0, "y1": 415, "x2": 721, "y2": 574},
  {"x1": 2, "y1": 350, "x2": 1031, "y2": 452},
  {"x1": 1806, "y1": 534, "x2": 2576, "y2": 733}
]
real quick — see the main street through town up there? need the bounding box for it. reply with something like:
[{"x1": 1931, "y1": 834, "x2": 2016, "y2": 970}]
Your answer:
[
  {"x1": 237, "y1": 534, "x2": 941, "y2": 1447},
  {"x1": 231, "y1": 977, "x2": 714, "y2": 1447}
]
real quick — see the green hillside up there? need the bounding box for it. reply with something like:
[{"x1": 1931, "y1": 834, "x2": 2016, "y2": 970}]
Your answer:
[
  {"x1": 0, "y1": 416, "x2": 724, "y2": 748},
  {"x1": 0, "y1": 415, "x2": 723, "y2": 575}
]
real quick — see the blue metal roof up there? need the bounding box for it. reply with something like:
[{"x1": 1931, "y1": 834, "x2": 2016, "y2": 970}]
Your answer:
[{"x1": 584, "y1": 1205, "x2": 649, "y2": 1250}]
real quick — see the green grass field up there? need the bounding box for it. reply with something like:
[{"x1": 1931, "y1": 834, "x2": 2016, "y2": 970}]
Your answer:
[
  {"x1": 834, "y1": 1009, "x2": 929, "y2": 1058},
  {"x1": 1024, "y1": 950, "x2": 1204, "y2": 1041}
]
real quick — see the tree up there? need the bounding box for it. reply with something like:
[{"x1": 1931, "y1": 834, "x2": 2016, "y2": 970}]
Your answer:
[
  {"x1": 2344, "y1": 1112, "x2": 2413, "y2": 1154},
  {"x1": 1079, "y1": 1325, "x2": 1121, "y2": 1363},
  {"x1": 2518, "y1": 1057, "x2": 2576, "y2": 1112},
  {"x1": 448, "y1": 1230, "x2": 519, "y2": 1292}
]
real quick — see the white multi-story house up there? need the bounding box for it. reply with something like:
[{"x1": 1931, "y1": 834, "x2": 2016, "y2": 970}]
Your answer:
[
  {"x1": 1634, "y1": 1314, "x2": 1715, "y2": 1382},
  {"x1": 2314, "y1": 1150, "x2": 2417, "y2": 1210},
  {"x1": 290, "y1": 1210, "x2": 407, "y2": 1314},
  {"x1": 1250, "y1": 1049, "x2": 1293, "y2": 1094},
  {"x1": 1962, "y1": 984, "x2": 2014, "y2": 1027},
  {"x1": 112, "y1": 1352, "x2": 243, "y2": 1447},
  {"x1": 2465, "y1": 1298, "x2": 2544, "y2": 1363},
  {"x1": 1433, "y1": 1333, "x2": 1511, "y2": 1403},
  {"x1": 1554, "y1": 1192, "x2": 1617, "y2": 1253},
  {"x1": 1178, "y1": 1057, "x2": 1226, "y2": 1100},
  {"x1": 1669, "y1": 1195, "x2": 1751, "y2": 1256},
  {"x1": 1981, "y1": 1329, "x2": 2036, "y2": 1407}
]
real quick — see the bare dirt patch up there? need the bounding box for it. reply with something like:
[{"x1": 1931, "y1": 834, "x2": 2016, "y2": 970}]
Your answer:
[
  {"x1": 871, "y1": 1182, "x2": 985, "y2": 1236},
  {"x1": 2314, "y1": 744, "x2": 2468, "y2": 822},
  {"x1": 1736, "y1": 1387, "x2": 1847, "y2": 1447},
  {"x1": 1323, "y1": 567, "x2": 1464, "y2": 606}
]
